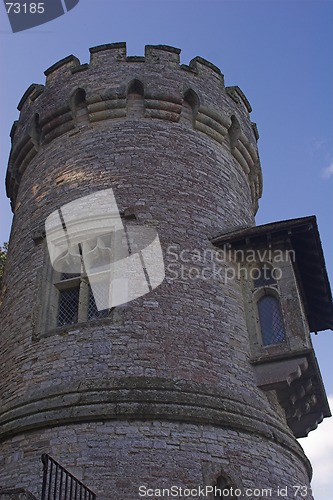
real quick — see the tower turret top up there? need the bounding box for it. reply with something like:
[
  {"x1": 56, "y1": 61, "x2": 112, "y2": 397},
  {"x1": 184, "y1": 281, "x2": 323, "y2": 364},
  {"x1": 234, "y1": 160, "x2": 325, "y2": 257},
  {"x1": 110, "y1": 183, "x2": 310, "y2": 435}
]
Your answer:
[{"x1": 6, "y1": 43, "x2": 262, "y2": 213}]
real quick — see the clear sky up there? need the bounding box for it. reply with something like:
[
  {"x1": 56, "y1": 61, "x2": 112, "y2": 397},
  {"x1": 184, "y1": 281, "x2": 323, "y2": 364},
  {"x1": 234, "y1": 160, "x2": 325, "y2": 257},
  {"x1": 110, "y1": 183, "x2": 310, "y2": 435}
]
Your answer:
[{"x1": 0, "y1": 0, "x2": 332, "y2": 497}]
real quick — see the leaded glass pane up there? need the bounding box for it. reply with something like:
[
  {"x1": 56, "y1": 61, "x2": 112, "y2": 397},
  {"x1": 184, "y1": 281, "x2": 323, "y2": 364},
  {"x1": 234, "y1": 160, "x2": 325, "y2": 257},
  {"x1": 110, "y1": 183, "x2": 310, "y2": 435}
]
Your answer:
[
  {"x1": 61, "y1": 272, "x2": 81, "y2": 280},
  {"x1": 258, "y1": 295, "x2": 286, "y2": 346},
  {"x1": 57, "y1": 287, "x2": 80, "y2": 326},
  {"x1": 88, "y1": 284, "x2": 109, "y2": 320}
]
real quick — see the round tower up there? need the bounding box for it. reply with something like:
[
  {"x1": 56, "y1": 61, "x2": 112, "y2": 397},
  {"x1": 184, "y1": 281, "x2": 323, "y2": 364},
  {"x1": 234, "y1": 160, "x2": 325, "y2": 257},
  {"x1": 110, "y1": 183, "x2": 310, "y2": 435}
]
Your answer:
[{"x1": 0, "y1": 44, "x2": 314, "y2": 498}]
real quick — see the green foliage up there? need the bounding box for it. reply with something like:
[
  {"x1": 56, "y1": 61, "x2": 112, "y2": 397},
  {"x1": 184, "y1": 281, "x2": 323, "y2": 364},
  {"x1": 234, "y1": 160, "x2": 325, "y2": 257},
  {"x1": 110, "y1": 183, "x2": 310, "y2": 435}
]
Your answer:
[{"x1": 0, "y1": 242, "x2": 8, "y2": 287}]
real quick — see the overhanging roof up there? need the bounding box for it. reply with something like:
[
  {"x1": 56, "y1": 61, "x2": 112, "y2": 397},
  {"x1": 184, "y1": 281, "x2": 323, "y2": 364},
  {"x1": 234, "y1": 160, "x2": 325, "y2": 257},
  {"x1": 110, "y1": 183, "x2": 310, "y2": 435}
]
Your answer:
[{"x1": 211, "y1": 216, "x2": 333, "y2": 333}]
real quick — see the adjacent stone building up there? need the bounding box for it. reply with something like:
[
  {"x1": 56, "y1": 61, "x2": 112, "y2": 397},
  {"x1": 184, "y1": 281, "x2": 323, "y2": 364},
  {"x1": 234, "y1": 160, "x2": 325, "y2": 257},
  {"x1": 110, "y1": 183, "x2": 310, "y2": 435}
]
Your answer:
[{"x1": 0, "y1": 43, "x2": 332, "y2": 499}]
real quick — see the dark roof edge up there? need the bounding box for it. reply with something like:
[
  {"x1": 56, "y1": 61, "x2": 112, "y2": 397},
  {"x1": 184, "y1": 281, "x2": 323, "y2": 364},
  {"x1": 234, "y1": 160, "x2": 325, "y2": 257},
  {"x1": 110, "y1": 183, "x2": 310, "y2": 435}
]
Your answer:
[
  {"x1": 210, "y1": 216, "x2": 316, "y2": 245},
  {"x1": 211, "y1": 216, "x2": 333, "y2": 333}
]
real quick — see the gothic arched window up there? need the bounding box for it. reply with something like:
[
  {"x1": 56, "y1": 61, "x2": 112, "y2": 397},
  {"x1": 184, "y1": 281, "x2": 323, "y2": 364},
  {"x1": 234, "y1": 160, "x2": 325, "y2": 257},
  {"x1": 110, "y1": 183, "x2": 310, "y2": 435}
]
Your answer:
[
  {"x1": 180, "y1": 89, "x2": 199, "y2": 125},
  {"x1": 70, "y1": 88, "x2": 89, "y2": 127},
  {"x1": 126, "y1": 79, "x2": 145, "y2": 118},
  {"x1": 214, "y1": 475, "x2": 239, "y2": 499},
  {"x1": 257, "y1": 294, "x2": 286, "y2": 346},
  {"x1": 252, "y1": 263, "x2": 286, "y2": 347}
]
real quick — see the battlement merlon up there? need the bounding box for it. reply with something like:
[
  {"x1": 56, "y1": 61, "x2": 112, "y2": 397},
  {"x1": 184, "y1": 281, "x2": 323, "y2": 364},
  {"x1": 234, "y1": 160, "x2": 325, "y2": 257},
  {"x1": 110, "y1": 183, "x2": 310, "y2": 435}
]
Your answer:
[
  {"x1": 15, "y1": 43, "x2": 253, "y2": 114},
  {"x1": 11, "y1": 43, "x2": 259, "y2": 155},
  {"x1": 12, "y1": 44, "x2": 257, "y2": 146},
  {"x1": 7, "y1": 43, "x2": 262, "y2": 212}
]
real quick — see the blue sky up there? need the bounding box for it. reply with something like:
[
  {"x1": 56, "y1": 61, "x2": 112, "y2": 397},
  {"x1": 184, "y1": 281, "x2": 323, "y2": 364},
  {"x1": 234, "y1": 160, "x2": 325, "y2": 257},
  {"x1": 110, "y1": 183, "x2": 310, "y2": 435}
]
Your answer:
[{"x1": 1, "y1": 0, "x2": 332, "y2": 497}]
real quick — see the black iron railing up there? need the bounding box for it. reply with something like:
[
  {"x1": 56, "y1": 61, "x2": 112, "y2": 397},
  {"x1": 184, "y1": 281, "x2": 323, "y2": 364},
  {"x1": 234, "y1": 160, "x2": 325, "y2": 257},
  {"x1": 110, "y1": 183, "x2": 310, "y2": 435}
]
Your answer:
[{"x1": 41, "y1": 454, "x2": 96, "y2": 500}]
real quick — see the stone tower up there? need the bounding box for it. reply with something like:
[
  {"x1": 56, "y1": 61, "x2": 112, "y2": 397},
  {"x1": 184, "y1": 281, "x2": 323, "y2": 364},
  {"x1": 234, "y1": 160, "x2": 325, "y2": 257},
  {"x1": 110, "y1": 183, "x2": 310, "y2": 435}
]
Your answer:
[{"x1": 0, "y1": 43, "x2": 332, "y2": 499}]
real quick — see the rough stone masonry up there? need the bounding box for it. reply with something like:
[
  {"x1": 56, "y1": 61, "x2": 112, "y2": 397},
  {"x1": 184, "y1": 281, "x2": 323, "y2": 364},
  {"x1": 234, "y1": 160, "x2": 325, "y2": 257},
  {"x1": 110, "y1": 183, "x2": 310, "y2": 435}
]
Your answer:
[{"x1": 1, "y1": 43, "x2": 331, "y2": 499}]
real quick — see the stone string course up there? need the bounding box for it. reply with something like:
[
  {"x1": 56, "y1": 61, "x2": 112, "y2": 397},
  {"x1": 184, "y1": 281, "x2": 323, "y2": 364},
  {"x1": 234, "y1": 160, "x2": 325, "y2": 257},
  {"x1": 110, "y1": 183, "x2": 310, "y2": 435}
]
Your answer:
[
  {"x1": 7, "y1": 43, "x2": 262, "y2": 213},
  {"x1": 0, "y1": 421, "x2": 312, "y2": 500}
]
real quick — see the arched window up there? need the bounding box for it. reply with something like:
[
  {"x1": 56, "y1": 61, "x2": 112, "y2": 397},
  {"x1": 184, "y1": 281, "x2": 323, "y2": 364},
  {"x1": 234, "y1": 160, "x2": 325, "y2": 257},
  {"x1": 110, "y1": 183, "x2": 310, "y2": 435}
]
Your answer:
[
  {"x1": 126, "y1": 79, "x2": 145, "y2": 118},
  {"x1": 214, "y1": 475, "x2": 238, "y2": 499},
  {"x1": 70, "y1": 88, "x2": 89, "y2": 127},
  {"x1": 251, "y1": 263, "x2": 286, "y2": 346},
  {"x1": 257, "y1": 294, "x2": 286, "y2": 346},
  {"x1": 180, "y1": 89, "x2": 199, "y2": 125},
  {"x1": 30, "y1": 113, "x2": 41, "y2": 149},
  {"x1": 228, "y1": 115, "x2": 241, "y2": 149}
]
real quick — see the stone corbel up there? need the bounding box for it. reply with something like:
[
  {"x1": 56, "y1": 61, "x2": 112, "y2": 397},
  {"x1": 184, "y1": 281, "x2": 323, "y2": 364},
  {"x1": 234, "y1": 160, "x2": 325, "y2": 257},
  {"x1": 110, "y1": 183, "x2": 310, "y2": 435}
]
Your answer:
[{"x1": 254, "y1": 356, "x2": 308, "y2": 390}]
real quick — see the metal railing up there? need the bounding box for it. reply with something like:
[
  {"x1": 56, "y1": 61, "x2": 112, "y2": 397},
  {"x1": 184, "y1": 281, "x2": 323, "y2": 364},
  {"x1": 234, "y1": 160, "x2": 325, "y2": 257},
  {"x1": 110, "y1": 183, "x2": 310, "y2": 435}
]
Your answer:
[{"x1": 41, "y1": 454, "x2": 96, "y2": 500}]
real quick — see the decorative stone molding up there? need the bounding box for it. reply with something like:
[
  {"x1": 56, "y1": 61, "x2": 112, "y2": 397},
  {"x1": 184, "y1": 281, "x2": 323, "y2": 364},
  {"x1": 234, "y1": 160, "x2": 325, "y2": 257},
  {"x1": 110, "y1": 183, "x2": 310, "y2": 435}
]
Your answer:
[
  {"x1": 0, "y1": 377, "x2": 312, "y2": 477},
  {"x1": 254, "y1": 353, "x2": 330, "y2": 438},
  {"x1": 7, "y1": 43, "x2": 262, "y2": 214}
]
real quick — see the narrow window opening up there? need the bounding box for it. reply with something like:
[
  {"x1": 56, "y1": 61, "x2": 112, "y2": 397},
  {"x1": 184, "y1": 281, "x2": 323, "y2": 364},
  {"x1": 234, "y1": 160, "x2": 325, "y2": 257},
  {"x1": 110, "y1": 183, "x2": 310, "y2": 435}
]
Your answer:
[
  {"x1": 57, "y1": 286, "x2": 80, "y2": 327},
  {"x1": 53, "y1": 235, "x2": 113, "y2": 328},
  {"x1": 56, "y1": 272, "x2": 110, "y2": 327},
  {"x1": 214, "y1": 475, "x2": 238, "y2": 499},
  {"x1": 228, "y1": 115, "x2": 241, "y2": 149},
  {"x1": 258, "y1": 295, "x2": 286, "y2": 346},
  {"x1": 30, "y1": 113, "x2": 42, "y2": 148},
  {"x1": 180, "y1": 89, "x2": 199, "y2": 125},
  {"x1": 127, "y1": 79, "x2": 145, "y2": 118},
  {"x1": 70, "y1": 88, "x2": 89, "y2": 127},
  {"x1": 88, "y1": 283, "x2": 110, "y2": 321}
]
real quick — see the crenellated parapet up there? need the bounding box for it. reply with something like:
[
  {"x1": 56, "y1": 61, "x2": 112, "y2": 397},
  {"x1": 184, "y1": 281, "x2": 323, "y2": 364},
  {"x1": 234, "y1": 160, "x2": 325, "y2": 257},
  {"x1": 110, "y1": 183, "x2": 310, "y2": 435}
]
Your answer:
[
  {"x1": 6, "y1": 43, "x2": 262, "y2": 212},
  {"x1": 2, "y1": 43, "x2": 327, "y2": 498}
]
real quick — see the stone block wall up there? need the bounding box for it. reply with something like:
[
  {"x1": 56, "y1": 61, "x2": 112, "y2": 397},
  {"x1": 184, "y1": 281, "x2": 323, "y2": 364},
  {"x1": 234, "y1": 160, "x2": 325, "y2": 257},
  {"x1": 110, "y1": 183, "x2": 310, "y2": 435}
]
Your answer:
[{"x1": 0, "y1": 44, "x2": 313, "y2": 498}]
